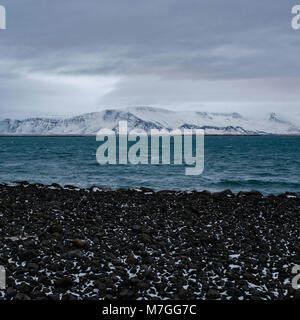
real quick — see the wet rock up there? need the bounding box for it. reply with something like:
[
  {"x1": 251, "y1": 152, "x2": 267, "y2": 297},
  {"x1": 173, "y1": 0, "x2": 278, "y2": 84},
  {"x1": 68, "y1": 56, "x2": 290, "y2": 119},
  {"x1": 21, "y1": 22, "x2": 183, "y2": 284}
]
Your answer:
[
  {"x1": 139, "y1": 233, "x2": 152, "y2": 244},
  {"x1": 206, "y1": 289, "x2": 219, "y2": 299},
  {"x1": 15, "y1": 293, "x2": 31, "y2": 300},
  {"x1": 0, "y1": 183, "x2": 299, "y2": 300},
  {"x1": 212, "y1": 189, "x2": 234, "y2": 198},
  {"x1": 132, "y1": 225, "x2": 143, "y2": 232},
  {"x1": 27, "y1": 263, "x2": 39, "y2": 271},
  {"x1": 118, "y1": 289, "x2": 134, "y2": 299},
  {"x1": 72, "y1": 238, "x2": 87, "y2": 248},
  {"x1": 54, "y1": 278, "x2": 73, "y2": 289},
  {"x1": 6, "y1": 287, "x2": 17, "y2": 298},
  {"x1": 140, "y1": 187, "x2": 155, "y2": 193},
  {"x1": 47, "y1": 223, "x2": 62, "y2": 234},
  {"x1": 126, "y1": 256, "x2": 138, "y2": 265}
]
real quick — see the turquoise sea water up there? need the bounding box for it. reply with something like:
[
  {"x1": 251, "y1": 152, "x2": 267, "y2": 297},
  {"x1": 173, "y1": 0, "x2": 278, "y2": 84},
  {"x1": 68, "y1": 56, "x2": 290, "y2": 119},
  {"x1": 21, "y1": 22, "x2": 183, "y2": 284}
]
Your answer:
[{"x1": 0, "y1": 136, "x2": 299, "y2": 194}]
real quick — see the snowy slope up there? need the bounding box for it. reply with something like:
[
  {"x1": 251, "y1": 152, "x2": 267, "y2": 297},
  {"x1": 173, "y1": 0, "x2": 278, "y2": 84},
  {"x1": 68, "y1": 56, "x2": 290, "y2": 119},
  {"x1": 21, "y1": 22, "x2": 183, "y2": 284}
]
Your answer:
[{"x1": 0, "y1": 107, "x2": 300, "y2": 135}]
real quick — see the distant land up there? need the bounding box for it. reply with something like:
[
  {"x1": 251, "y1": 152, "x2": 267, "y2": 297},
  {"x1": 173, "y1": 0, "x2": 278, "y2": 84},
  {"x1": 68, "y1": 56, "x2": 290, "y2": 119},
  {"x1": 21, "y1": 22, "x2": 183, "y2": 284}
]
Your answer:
[{"x1": 1, "y1": 106, "x2": 300, "y2": 136}]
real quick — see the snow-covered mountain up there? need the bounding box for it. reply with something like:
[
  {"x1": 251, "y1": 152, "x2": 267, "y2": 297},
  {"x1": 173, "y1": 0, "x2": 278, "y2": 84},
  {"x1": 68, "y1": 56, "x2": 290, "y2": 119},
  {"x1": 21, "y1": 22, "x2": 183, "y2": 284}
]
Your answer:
[{"x1": 0, "y1": 107, "x2": 300, "y2": 135}]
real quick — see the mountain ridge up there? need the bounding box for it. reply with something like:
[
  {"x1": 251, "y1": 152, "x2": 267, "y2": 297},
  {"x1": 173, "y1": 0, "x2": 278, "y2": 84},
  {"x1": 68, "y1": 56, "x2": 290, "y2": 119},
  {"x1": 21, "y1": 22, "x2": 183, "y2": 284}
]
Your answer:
[{"x1": 0, "y1": 106, "x2": 300, "y2": 135}]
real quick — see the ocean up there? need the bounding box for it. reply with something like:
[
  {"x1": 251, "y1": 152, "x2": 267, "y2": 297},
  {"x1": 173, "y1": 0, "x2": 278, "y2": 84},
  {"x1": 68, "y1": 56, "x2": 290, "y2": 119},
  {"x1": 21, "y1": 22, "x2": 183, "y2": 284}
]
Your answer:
[{"x1": 0, "y1": 136, "x2": 299, "y2": 194}]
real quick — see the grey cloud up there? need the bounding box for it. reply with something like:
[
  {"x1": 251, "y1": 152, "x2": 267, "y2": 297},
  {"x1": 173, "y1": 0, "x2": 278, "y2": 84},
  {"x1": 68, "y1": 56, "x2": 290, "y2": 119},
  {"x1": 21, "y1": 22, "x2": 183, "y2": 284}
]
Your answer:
[{"x1": 0, "y1": 0, "x2": 299, "y2": 118}]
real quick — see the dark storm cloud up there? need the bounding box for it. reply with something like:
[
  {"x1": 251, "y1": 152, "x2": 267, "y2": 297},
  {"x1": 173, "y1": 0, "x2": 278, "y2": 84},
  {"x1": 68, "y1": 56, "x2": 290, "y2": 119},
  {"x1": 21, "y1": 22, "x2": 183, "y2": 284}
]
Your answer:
[{"x1": 0, "y1": 0, "x2": 299, "y2": 118}]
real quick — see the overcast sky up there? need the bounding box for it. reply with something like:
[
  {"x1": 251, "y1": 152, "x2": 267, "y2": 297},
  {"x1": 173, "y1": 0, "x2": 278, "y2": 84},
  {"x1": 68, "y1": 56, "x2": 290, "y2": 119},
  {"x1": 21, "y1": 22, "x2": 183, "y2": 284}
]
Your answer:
[{"x1": 0, "y1": 0, "x2": 299, "y2": 119}]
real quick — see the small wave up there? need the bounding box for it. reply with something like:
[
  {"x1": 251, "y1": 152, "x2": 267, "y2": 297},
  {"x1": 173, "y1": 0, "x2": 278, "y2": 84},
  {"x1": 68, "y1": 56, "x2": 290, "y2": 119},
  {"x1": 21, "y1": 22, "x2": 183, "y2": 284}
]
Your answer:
[{"x1": 214, "y1": 179, "x2": 300, "y2": 188}]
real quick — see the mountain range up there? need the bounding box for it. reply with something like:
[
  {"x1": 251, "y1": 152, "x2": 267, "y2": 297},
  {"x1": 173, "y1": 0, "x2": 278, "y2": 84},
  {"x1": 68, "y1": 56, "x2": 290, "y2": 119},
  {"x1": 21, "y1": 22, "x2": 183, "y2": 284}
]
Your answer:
[{"x1": 1, "y1": 106, "x2": 300, "y2": 135}]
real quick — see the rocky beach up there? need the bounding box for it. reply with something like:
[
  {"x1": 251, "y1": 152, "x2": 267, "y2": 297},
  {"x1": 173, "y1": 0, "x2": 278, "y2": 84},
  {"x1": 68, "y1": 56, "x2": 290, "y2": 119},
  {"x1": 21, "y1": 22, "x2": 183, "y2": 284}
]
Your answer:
[{"x1": 0, "y1": 182, "x2": 299, "y2": 300}]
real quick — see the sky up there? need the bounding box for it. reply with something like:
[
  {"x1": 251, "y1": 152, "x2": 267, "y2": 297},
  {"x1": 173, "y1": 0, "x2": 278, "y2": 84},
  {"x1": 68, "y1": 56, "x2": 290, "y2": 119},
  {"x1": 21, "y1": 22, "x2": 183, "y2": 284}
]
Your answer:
[{"x1": 0, "y1": 0, "x2": 299, "y2": 119}]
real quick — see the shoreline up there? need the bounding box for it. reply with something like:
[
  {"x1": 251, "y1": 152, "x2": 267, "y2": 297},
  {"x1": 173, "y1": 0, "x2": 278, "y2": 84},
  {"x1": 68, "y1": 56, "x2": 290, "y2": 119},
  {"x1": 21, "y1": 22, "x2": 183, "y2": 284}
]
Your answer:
[
  {"x1": 0, "y1": 183, "x2": 299, "y2": 300},
  {"x1": 1, "y1": 181, "x2": 299, "y2": 197}
]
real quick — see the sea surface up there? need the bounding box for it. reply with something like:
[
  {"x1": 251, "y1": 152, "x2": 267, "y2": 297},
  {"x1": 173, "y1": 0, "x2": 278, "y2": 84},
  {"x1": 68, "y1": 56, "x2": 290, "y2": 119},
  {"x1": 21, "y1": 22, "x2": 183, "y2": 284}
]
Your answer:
[{"x1": 0, "y1": 136, "x2": 299, "y2": 194}]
